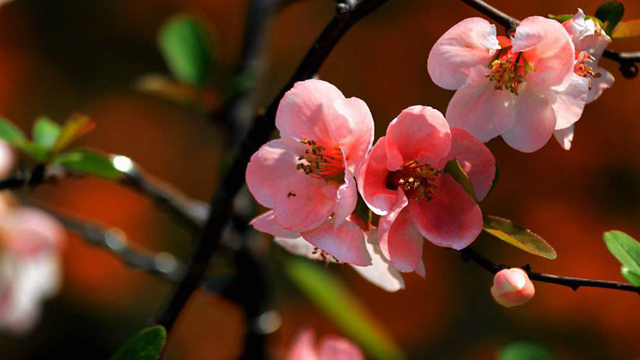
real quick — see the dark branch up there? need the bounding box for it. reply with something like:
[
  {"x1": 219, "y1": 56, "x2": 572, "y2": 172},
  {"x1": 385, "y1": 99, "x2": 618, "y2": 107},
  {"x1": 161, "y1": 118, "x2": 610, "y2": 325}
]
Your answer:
[
  {"x1": 460, "y1": 248, "x2": 640, "y2": 295},
  {"x1": 156, "y1": 0, "x2": 392, "y2": 332},
  {"x1": 602, "y1": 50, "x2": 640, "y2": 79}
]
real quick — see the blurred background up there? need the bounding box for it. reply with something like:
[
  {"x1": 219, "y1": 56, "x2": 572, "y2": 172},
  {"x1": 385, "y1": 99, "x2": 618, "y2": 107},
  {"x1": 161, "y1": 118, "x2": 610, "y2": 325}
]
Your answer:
[{"x1": 0, "y1": 0, "x2": 639, "y2": 359}]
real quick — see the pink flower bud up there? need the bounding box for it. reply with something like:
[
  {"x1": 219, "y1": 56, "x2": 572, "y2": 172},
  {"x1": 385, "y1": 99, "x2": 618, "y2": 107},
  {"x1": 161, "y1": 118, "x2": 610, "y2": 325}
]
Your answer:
[{"x1": 491, "y1": 268, "x2": 535, "y2": 308}]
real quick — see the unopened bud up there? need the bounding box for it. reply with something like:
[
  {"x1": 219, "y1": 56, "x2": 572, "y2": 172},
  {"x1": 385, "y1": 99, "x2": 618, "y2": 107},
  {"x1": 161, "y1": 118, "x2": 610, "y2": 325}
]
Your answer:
[{"x1": 491, "y1": 268, "x2": 535, "y2": 308}]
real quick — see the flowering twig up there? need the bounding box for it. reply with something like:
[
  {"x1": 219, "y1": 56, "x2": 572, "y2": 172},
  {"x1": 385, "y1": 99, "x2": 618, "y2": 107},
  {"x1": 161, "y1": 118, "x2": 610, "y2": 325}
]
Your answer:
[
  {"x1": 156, "y1": 0, "x2": 393, "y2": 332},
  {"x1": 457, "y1": 0, "x2": 640, "y2": 78},
  {"x1": 460, "y1": 248, "x2": 640, "y2": 295}
]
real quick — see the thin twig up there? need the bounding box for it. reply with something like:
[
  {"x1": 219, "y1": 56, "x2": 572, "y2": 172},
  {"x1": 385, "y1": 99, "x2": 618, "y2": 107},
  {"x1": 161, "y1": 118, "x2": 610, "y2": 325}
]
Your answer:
[
  {"x1": 460, "y1": 248, "x2": 640, "y2": 295},
  {"x1": 156, "y1": 0, "x2": 393, "y2": 332}
]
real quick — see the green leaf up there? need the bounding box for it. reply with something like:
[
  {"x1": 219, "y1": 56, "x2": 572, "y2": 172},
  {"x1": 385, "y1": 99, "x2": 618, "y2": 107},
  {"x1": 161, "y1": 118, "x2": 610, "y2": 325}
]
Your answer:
[
  {"x1": 283, "y1": 257, "x2": 405, "y2": 360},
  {"x1": 500, "y1": 340, "x2": 556, "y2": 360},
  {"x1": 548, "y1": 14, "x2": 574, "y2": 22},
  {"x1": 52, "y1": 114, "x2": 96, "y2": 154},
  {"x1": 53, "y1": 149, "x2": 122, "y2": 181},
  {"x1": 22, "y1": 143, "x2": 49, "y2": 163},
  {"x1": 595, "y1": 1, "x2": 625, "y2": 36},
  {"x1": 603, "y1": 231, "x2": 640, "y2": 282},
  {"x1": 612, "y1": 19, "x2": 640, "y2": 38},
  {"x1": 444, "y1": 158, "x2": 477, "y2": 202},
  {"x1": 621, "y1": 266, "x2": 640, "y2": 286},
  {"x1": 33, "y1": 116, "x2": 61, "y2": 151},
  {"x1": 0, "y1": 117, "x2": 27, "y2": 148},
  {"x1": 108, "y1": 326, "x2": 166, "y2": 360},
  {"x1": 483, "y1": 215, "x2": 557, "y2": 259},
  {"x1": 158, "y1": 14, "x2": 216, "y2": 85}
]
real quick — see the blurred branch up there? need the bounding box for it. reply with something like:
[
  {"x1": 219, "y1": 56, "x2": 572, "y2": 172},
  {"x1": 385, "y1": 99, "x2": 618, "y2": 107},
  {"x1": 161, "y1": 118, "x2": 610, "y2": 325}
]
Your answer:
[
  {"x1": 457, "y1": 0, "x2": 640, "y2": 78},
  {"x1": 157, "y1": 0, "x2": 393, "y2": 333},
  {"x1": 460, "y1": 248, "x2": 640, "y2": 295},
  {"x1": 51, "y1": 211, "x2": 185, "y2": 282}
]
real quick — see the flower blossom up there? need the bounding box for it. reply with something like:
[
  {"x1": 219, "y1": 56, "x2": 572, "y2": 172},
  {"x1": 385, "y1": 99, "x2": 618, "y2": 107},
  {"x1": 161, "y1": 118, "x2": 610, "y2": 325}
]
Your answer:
[
  {"x1": 491, "y1": 268, "x2": 535, "y2": 308},
  {"x1": 555, "y1": 9, "x2": 614, "y2": 150},
  {"x1": 0, "y1": 203, "x2": 65, "y2": 335},
  {"x1": 247, "y1": 79, "x2": 374, "y2": 266},
  {"x1": 358, "y1": 106, "x2": 495, "y2": 274},
  {"x1": 286, "y1": 328, "x2": 364, "y2": 360},
  {"x1": 428, "y1": 16, "x2": 594, "y2": 152}
]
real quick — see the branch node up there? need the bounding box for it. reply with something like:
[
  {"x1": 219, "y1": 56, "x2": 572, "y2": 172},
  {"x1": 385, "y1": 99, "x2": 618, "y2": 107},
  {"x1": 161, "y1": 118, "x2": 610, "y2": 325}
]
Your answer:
[{"x1": 620, "y1": 63, "x2": 639, "y2": 79}]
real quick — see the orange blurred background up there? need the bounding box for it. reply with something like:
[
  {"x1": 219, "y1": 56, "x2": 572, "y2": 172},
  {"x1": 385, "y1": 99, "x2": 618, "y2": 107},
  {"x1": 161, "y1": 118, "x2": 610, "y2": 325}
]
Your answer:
[{"x1": 0, "y1": 0, "x2": 639, "y2": 359}]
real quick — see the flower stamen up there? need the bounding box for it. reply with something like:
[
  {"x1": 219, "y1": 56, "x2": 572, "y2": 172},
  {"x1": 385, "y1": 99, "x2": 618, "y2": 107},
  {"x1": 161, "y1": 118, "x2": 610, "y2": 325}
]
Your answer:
[
  {"x1": 387, "y1": 160, "x2": 441, "y2": 201},
  {"x1": 486, "y1": 47, "x2": 530, "y2": 95},
  {"x1": 297, "y1": 139, "x2": 345, "y2": 183}
]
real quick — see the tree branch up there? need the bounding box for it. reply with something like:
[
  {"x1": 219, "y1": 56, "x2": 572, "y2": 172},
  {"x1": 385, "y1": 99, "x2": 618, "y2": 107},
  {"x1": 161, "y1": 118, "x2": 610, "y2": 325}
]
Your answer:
[
  {"x1": 156, "y1": 0, "x2": 393, "y2": 332},
  {"x1": 460, "y1": 248, "x2": 640, "y2": 295}
]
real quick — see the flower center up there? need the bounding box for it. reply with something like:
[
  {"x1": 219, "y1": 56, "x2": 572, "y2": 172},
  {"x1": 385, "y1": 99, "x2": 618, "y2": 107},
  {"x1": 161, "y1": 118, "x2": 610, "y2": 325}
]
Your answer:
[
  {"x1": 574, "y1": 52, "x2": 601, "y2": 80},
  {"x1": 486, "y1": 47, "x2": 532, "y2": 95},
  {"x1": 386, "y1": 160, "x2": 440, "y2": 201},
  {"x1": 297, "y1": 139, "x2": 345, "y2": 183}
]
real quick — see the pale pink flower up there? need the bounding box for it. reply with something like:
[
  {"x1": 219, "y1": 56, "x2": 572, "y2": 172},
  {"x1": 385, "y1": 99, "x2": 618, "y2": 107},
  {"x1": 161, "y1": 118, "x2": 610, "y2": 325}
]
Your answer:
[
  {"x1": 0, "y1": 141, "x2": 15, "y2": 179},
  {"x1": 358, "y1": 106, "x2": 495, "y2": 274},
  {"x1": 0, "y1": 206, "x2": 65, "y2": 335},
  {"x1": 286, "y1": 328, "x2": 364, "y2": 360},
  {"x1": 428, "y1": 16, "x2": 583, "y2": 152},
  {"x1": 491, "y1": 268, "x2": 535, "y2": 308},
  {"x1": 555, "y1": 9, "x2": 615, "y2": 150},
  {"x1": 247, "y1": 79, "x2": 374, "y2": 266}
]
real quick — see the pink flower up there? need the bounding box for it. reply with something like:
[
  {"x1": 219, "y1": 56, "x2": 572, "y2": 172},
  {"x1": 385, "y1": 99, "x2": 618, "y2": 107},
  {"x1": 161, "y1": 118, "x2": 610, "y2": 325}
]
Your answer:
[
  {"x1": 428, "y1": 16, "x2": 585, "y2": 152},
  {"x1": 286, "y1": 328, "x2": 364, "y2": 360},
  {"x1": 246, "y1": 79, "x2": 374, "y2": 266},
  {"x1": 358, "y1": 106, "x2": 495, "y2": 274},
  {"x1": 0, "y1": 205, "x2": 65, "y2": 335},
  {"x1": 491, "y1": 268, "x2": 535, "y2": 308},
  {"x1": 555, "y1": 9, "x2": 615, "y2": 150},
  {"x1": 0, "y1": 141, "x2": 15, "y2": 179}
]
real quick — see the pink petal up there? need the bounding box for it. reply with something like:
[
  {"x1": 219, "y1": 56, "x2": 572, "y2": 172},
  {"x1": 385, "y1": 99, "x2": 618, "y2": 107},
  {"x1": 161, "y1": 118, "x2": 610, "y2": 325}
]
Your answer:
[
  {"x1": 250, "y1": 211, "x2": 299, "y2": 239},
  {"x1": 379, "y1": 205, "x2": 424, "y2": 273},
  {"x1": 246, "y1": 137, "x2": 307, "y2": 208},
  {"x1": 448, "y1": 128, "x2": 496, "y2": 201},
  {"x1": 274, "y1": 174, "x2": 337, "y2": 232},
  {"x1": 445, "y1": 66, "x2": 516, "y2": 142},
  {"x1": 512, "y1": 16, "x2": 575, "y2": 89},
  {"x1": 276, "y1": 79, "x2": 345, "y2": 144},
  {"x1": 408, "y1": 174, "x2": 482, "y2": 250},
  {"x1": 334, "y1": 170, "x2": 357, "y2": 227},
  {"x1": 415, "y1": 260, "x2": 426, "y2": 279},
  {"x1": 350, "y1": 230, "x2": 405, "y2": 292},
  {"x1": 385, "y1": 106, "x2": 451, "y2": 171},
  {"x1": 501, "y1": 87, "x2": 557, "y2": 152},
  {"x1": 587, "y1": 67, "x2": 614, "y2": 103},
  {"x1": 0, "y1": 141, "x2": 14, "y2": 180},
  {"x1": 554, "y1": 125, "x2": 575, "y2": 150},
  {"x1": 332, "y1": 98, "x2": 374, "y2": 172},
  {"x1": 552, "y1": 74, "x2": 588, "y2": 130},
  {"x1": 303, "y1": 219, "x2": 371, "y2": 266},
  {"x1": 357, "y1": 137, "x2": 402, "y2": 216},
  {"x1": 0, "y1": 208, "x2": 65, "y2": 256},
  {"x1": 274, "y1": 236, "x2": 333, "y2": 262},
  {"x1": 427, "y1": 17, "x2": 500, "y2": 90},
  {"x1": 286, "y1": 329, "x2": 319, "y2": 360},
  {"x1": 318, "y1": 336, "x2": 365, "y2": 360}
]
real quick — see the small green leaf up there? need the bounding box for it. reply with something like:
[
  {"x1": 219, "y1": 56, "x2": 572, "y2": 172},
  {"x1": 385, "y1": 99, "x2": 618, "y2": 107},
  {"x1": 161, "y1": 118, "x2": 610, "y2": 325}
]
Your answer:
[
  {"x1": 548, "y1": 14, "x2": 574, "y2": 22},
  {"x1": 603, "y1": 231, "x2": 640, "y2": 281},
  {"x1": 444, "y1": 158, "x2": 477, "y2": 202},
  {"x1": 52, "y1": 114, "x2": 96, "y2": 154},
  {"x1": 483, "y1": 215, "x2": 557, "y2": 259},
  {"x1": 158, "y1": 14, "x2": 216, "y2": 85},
  {"x1": 283, "y1": 257, "x2": 405, "y2": 360},
  {"x1": 22, "y1": 143, "x2": 49, "y2": 163},
  {"x1": 595, "y1": 1, "x2": 625, "y2": 35},
  {"x1": 612, "y1": 19, "x2": 640, "y2": 38},
  {"x1": 500, "y1": 340, "x2": 556, "y2": 360},
  {"x1": 621, "y1": 266, "x2": 640, "y2": 286},
  {"x1": 53, "y1": 149, "x2": 122, "y2": 181},
  {"x1": 33, "y1": 116, "x2": 61, "y2": 151},
  {"x1": 0, "y1": 117, "x2": 27, "y2": 148},
  {"x1": 108, "y1": 326, "x2": 166, "y2": 360}
]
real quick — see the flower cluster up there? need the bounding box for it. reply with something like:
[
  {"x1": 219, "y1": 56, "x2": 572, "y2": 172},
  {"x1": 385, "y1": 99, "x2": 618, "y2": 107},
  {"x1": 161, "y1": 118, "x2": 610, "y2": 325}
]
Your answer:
[{"x1": 285, "y1": 328, "x2": 364, "y2": 360}]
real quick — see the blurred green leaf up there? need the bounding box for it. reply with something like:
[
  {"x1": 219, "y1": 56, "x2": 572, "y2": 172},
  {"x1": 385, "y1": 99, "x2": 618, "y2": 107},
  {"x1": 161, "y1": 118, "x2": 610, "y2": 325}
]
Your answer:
[
  {"x1": 483, "y1": 215, "x2": 557, "y2": 259},
  {"x1": 0, "y1": 117, "x2": 27, "y2": 148},
  {"x1": 22, "y1": 143, "x2": 49, "y2": 163},
  {"x1": 135, "y1": 74, "x2": 219, "y2": 112},
  {"x1": 621, "y1": 266, "x2": 640, "y2": 286},
  {"x1": 500, "y1": 340, "x2": 556, "y2": 360},
  {"x1": 548, "y1": 14, "x2": 574, "y2": 22},
  {"x1": 52, "y1": 114, "x2": 96, "y2": 154},
  {"x1": 444, "y1": 159, "x2": 477, "y2": 202},
  {"x1": 158, "y1": 14, "x2": 216, "y2": 85},
  {"x1": 108, "y1": 326, "x2": 166, "y2": 360},
  {"x1": 603, "y1": 231, "x2": 640, "y2": 285},
  {"x1": 283, "y1": 257, "x2": 405, "y2": 360},
  {"x1": 53, "y1": 149, "x2": 122, "y2": 181},
  {"x1": 595, "y1": 1, "x2": 625, "y2": 35},
  {"x1": 612, "y1": 19, "x2": 640, "y2": 38},
  {"x1": 33, "y1": 116, "x2": 61, "y2": 151}
]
